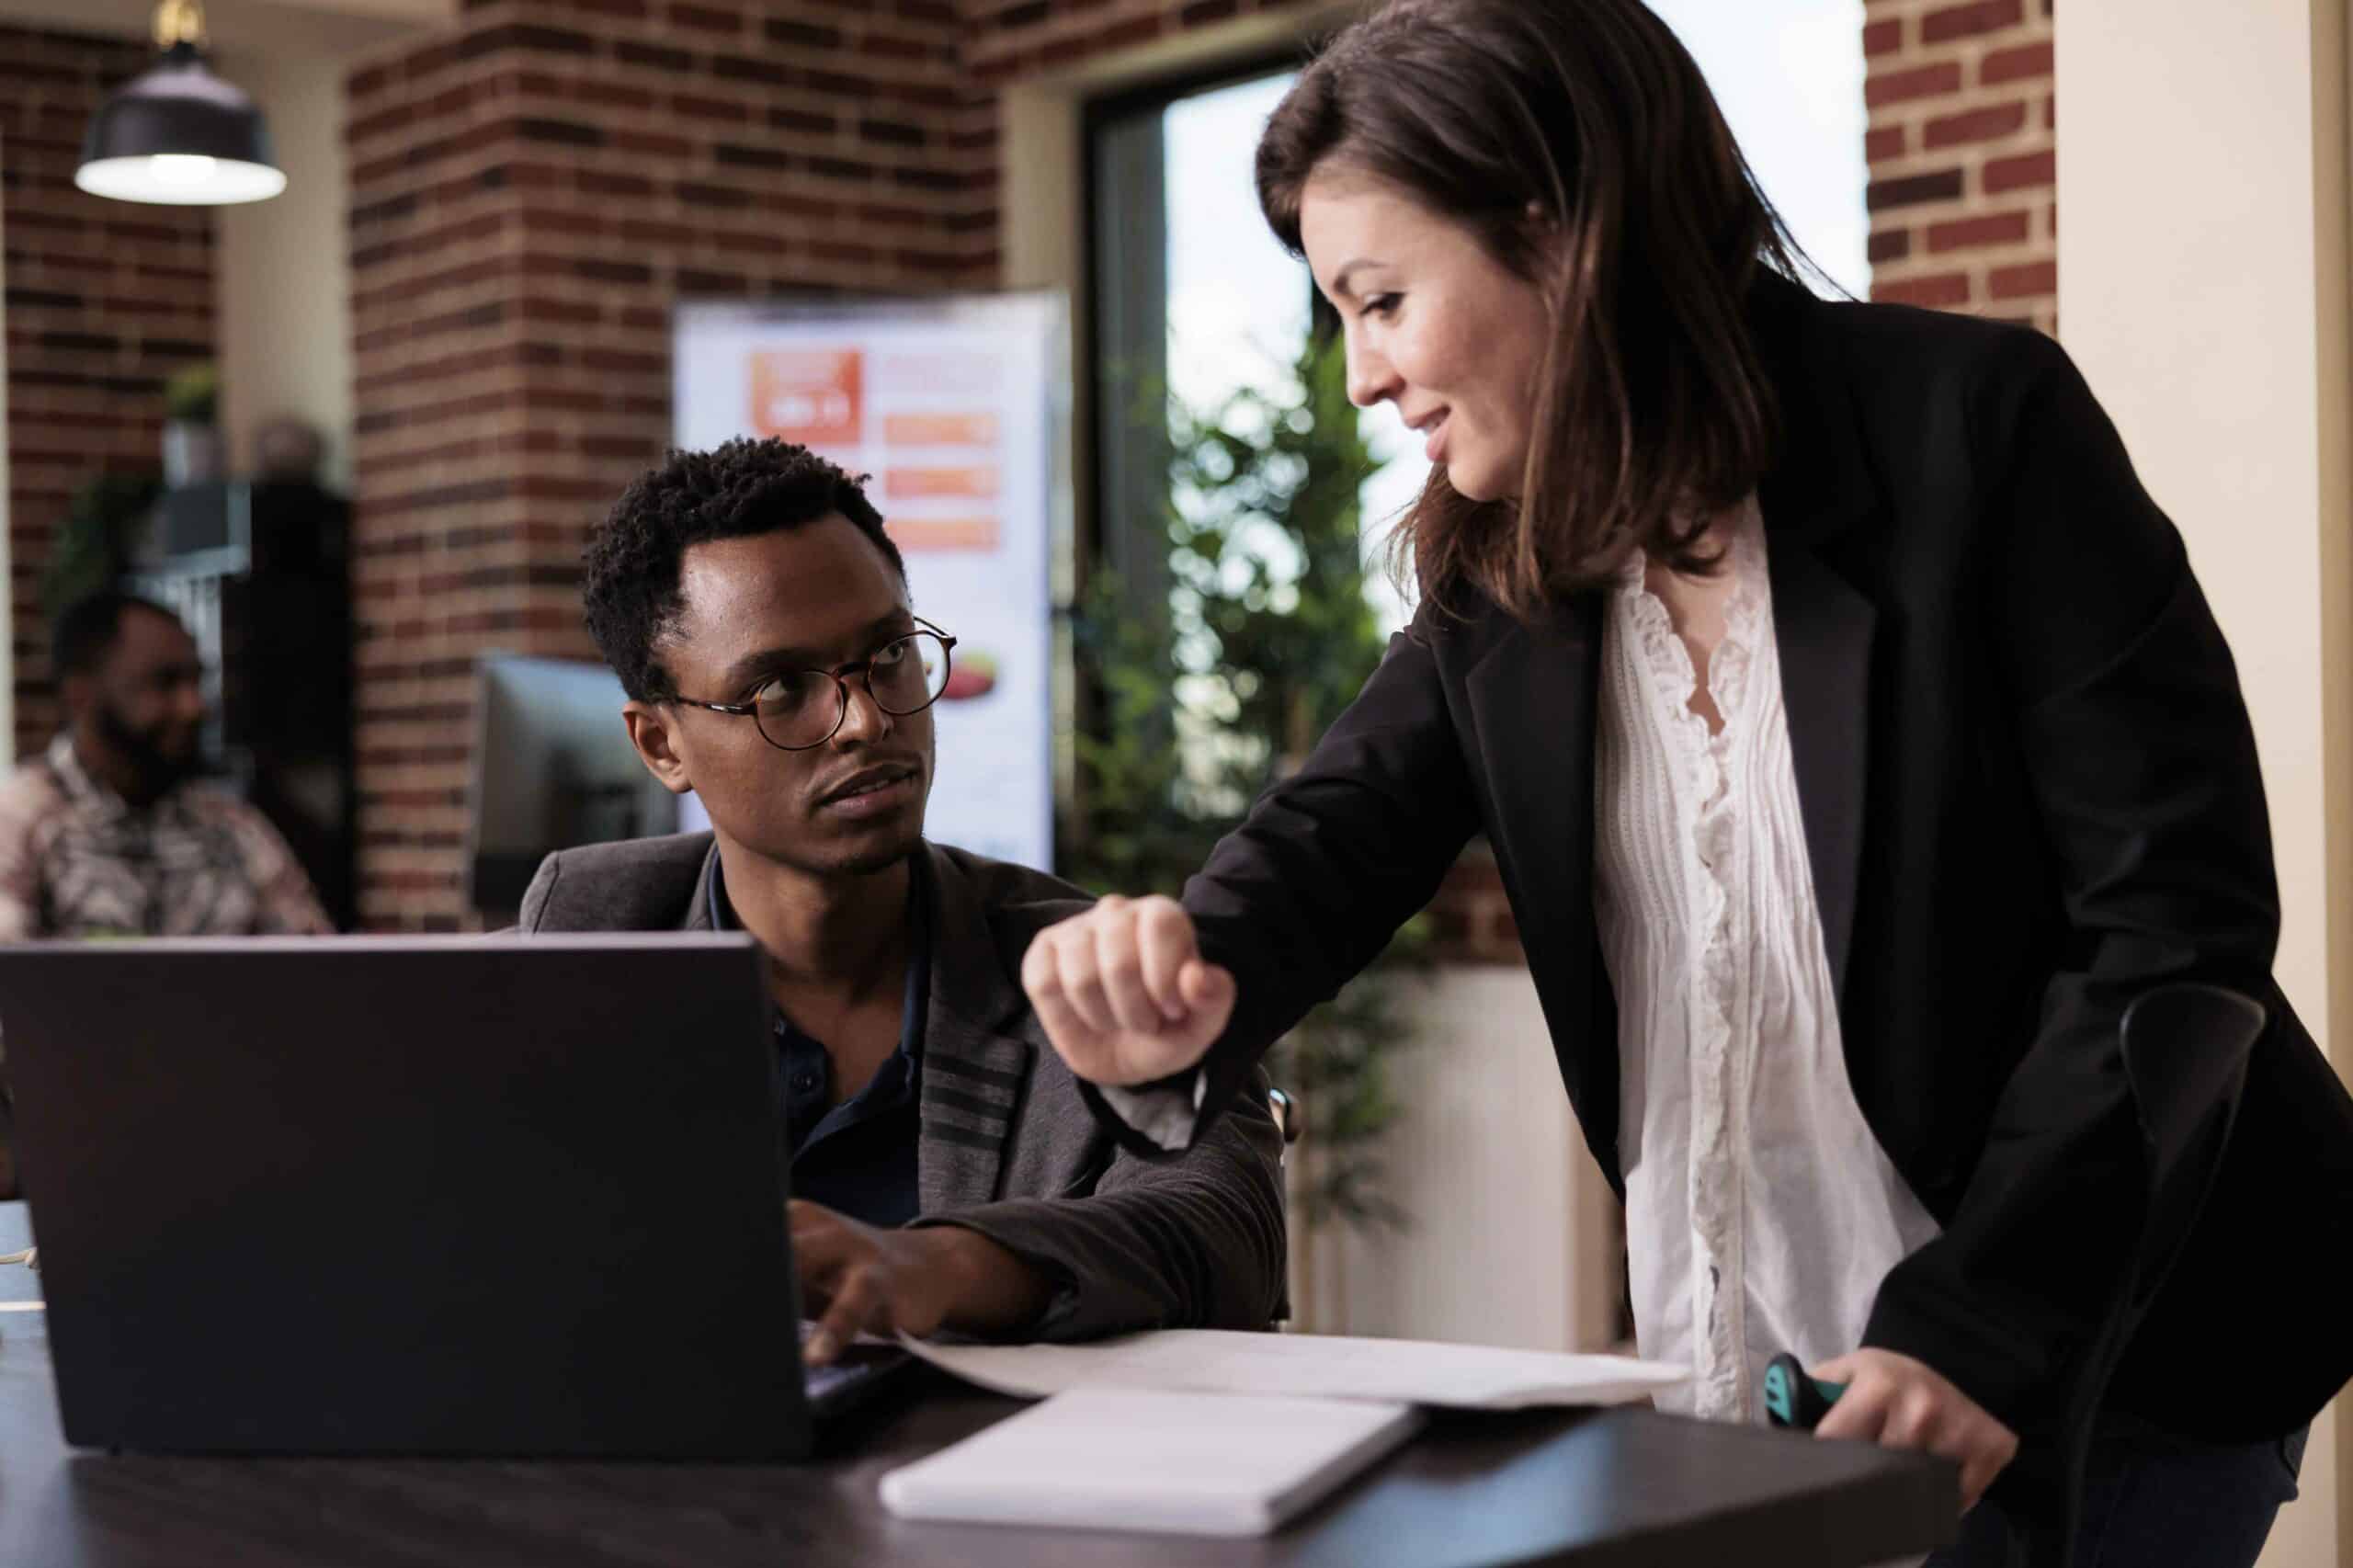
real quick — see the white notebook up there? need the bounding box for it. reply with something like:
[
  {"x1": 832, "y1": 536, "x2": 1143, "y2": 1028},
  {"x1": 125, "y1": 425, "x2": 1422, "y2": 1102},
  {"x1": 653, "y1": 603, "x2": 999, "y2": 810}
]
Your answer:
[{"x1": 877, "y1": 1387, "x2": 1422, "y2": 1537}]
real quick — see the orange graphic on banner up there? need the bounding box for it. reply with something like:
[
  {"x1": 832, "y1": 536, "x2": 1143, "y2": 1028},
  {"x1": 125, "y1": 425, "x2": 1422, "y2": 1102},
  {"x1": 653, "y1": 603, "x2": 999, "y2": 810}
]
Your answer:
[
  {"x1": 885, "y1": 466, "x2": 999, "y2": 501},
  {"x1": 885, "y1": 517, "x2": 1000, "y2": 551},
  {"x1": 750, "y1": 348, "x2": 862, "y2": 445},
  {"x1": 883, "y1": 412, "x2": 999, "y2": 447}
]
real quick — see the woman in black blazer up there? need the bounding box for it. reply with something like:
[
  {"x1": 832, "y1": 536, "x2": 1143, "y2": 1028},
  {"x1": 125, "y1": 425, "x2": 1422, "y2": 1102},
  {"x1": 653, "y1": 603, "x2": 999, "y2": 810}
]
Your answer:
[{"x1": 1024, "y1": 2, "x2": 2353, "y2": 1561}]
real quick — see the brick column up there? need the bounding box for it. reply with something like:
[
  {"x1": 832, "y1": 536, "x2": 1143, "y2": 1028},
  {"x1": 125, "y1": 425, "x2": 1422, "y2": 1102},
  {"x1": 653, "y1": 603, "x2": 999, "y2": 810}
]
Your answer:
[
  {"x1": 1864, "y1": 0, "x2": 2056, "y2": 333},
  {"x1": 2, "y1": 27, "x2": 216, "y2": 760}
]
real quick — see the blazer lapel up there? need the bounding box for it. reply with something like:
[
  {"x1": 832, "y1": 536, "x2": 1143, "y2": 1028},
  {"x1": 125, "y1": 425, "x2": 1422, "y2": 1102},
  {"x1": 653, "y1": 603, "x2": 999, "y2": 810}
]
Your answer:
[
  {"x1": 1753, "y1": 275, "x2": 1885, "y2": 1008},
  {"x1": 1462, "y1": 599, "x2": 1607, "y2": 1111},
  {"x1": 1765, "y1": 540, "x2": 1875, "y2": 1006},
  {"x1": 679, "y1": 840, "x2": 722, "y2": 931},
  {"x1": 914, "y1": 844, "x2": 1034, "y2": 1212}
]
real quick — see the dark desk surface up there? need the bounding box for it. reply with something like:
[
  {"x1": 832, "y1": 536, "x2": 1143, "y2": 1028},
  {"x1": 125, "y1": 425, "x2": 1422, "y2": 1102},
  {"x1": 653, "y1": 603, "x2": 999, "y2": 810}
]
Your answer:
[{"x1": 0, "y1": 1204, "x2": 1954, "y2": 1567}]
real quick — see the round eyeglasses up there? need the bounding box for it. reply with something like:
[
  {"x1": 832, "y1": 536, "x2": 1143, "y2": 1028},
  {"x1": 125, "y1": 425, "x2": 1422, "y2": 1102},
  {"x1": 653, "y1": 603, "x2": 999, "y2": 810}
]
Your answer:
[{"x1": 672, "y1": 620, "x2": 959, "y2": 752}]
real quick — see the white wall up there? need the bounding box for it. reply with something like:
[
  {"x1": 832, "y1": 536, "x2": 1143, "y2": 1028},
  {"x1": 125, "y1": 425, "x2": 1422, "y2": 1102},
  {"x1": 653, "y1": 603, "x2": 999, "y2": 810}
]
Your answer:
[
  {"x1": 1287, "y1": 966, "x2": 1621, "y2": 1353},
  {"x1": 2056, "y1": 2, "x2": 2352, "y2": 1563}
]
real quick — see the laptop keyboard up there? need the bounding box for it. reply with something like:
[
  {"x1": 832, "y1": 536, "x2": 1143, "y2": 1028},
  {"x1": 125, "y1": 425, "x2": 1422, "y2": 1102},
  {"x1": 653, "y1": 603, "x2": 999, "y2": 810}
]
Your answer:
[
  {"x1": 804, "y1": 1361, "x2": 864, "y2": 1403},
  {"x1": 798, "y1": 1320, "x2": 908, "y2": 1414}
]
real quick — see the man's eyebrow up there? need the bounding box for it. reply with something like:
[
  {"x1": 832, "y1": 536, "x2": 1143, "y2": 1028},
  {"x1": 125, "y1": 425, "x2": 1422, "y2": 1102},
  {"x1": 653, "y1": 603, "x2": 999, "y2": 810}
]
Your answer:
[{"x1": 716, "y1": 613, "x2": 913, "y2": 688}]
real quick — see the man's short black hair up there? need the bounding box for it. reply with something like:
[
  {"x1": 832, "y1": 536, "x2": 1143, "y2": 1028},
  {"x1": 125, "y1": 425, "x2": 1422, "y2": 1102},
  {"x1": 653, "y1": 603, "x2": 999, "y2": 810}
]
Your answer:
[
  {"x1": 583, "y1": 437, "x2": 903, "y2": 703},
  {"x1": 52, "y1": 590, "x2": 183, "y2": 680}
]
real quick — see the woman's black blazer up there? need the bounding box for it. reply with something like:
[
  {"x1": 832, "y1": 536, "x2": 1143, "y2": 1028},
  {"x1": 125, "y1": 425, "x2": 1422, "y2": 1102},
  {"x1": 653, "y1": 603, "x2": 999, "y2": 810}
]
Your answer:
[{"x1": 1131, "y1": 276, "x2": 2353, "y2": 1449}]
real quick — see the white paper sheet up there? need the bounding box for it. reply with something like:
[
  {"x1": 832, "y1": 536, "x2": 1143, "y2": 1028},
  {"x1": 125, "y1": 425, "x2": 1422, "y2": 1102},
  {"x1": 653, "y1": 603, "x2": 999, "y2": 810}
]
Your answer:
[
  {"x1": 900, "y1": 1328, "x2": 1686, "y2": 1411},
  {"x1": 879, "y1": 1388, "x2": 1422, "y2": 1536}
]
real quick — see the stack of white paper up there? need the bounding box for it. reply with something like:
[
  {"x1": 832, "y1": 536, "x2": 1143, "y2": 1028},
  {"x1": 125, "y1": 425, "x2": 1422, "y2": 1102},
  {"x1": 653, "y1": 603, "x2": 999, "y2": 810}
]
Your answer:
[{"x1": 878, "y1": 1387, "x2": 1421, "y2": 1537}]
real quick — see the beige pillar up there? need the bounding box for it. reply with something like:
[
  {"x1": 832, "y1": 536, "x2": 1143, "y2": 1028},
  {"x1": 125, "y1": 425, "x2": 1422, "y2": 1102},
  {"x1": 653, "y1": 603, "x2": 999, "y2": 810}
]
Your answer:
[
  {"x1": 214, "y1": 47, "x2": 360, "y2": 493},
  {"x1": 2057, "y1": 1, "x2": 2352, "y2": 1563}
]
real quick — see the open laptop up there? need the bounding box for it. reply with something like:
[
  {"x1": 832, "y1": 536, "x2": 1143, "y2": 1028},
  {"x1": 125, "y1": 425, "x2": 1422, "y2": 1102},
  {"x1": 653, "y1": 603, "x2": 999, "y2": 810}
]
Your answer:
[{"x1": 0, "y1": 934, "x2": 914, "y2": 1459}]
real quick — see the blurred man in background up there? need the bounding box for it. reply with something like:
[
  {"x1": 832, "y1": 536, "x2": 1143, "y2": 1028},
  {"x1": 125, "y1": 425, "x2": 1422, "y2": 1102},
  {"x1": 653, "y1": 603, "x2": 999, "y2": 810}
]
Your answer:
[
  {"x1": 0, "y1": 591, "x2": 329, "y2": 942},
  {"x1": 0, "y1": 592, "x2": 329, "y2": 1199}
]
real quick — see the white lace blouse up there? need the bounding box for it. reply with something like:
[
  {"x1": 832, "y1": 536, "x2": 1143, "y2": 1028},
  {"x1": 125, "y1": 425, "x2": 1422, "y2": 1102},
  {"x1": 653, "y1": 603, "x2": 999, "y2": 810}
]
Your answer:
[{"x1": 1593, "y1": 497, "x2": 1941, "y2": 1423}]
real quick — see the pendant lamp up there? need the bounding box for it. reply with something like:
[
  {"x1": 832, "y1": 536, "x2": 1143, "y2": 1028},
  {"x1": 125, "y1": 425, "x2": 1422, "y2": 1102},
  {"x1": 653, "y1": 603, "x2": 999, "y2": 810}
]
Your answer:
[{"x1": 75, "y1": 0, "x2": 285, "y2": 206}]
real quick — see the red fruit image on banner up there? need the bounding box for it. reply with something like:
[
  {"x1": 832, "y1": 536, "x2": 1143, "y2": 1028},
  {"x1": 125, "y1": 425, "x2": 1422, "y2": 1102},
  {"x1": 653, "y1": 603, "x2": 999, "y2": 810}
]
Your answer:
[
  {"x1": 939, "y1": 652, "x2": 997, "y2": 701},
  {"x1": 750, "y1": 348, "x2": 861, "y2": 445}
]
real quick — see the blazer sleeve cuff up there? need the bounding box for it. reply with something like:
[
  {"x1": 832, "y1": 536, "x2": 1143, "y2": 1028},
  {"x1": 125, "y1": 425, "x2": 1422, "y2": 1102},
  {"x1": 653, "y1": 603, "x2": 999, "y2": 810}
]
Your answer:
[
  {"x1": 908, "y1": 1209, "x2": 1174, "y2": 1343},
  {"x1": 1077, "y1": 1069, "x2": 1209, "y2": 1157},
  {"x1": 1862, "y1": 1271, "x2": 2063, "y2": 1435}
]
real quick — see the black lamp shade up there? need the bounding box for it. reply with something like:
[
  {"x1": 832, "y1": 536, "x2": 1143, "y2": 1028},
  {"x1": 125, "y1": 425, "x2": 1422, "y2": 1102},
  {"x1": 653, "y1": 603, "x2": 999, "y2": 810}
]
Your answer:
[{"x1": 75, "y1": 42, "x2": 284, "y2": 205}]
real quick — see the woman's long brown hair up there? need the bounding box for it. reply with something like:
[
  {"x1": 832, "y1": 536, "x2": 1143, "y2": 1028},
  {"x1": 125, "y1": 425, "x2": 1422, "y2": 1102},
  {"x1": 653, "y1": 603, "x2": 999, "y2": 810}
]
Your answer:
[{"x1": 1257, "y1": 0, "x2": 1812, "y2": 621}]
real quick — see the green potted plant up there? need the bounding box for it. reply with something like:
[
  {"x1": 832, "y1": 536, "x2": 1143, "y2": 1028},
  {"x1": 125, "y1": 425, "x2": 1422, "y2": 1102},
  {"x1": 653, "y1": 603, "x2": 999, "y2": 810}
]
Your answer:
[{"x1": 161, "y1": 362, "x2": 222, "y2": 487}]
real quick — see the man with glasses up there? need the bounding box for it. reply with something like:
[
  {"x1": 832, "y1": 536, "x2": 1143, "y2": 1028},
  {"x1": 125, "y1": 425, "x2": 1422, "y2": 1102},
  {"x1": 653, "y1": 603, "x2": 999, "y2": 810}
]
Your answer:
[{"x1": 519, "y1": 437, "x2": 1286, "y2": 1363}]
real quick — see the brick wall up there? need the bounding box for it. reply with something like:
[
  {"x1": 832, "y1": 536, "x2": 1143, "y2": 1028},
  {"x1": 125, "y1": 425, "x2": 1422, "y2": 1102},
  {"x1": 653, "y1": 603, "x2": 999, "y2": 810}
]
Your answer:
[
  {"x1": 1863, "y1": 0, "x2": 2056, "y2": 333},
  {"x1": 1, "y1": 28, "x2": 217, "y2": 761},
  {"x1": 343, "y1": 0, "x2": 989, "y2": 929}
]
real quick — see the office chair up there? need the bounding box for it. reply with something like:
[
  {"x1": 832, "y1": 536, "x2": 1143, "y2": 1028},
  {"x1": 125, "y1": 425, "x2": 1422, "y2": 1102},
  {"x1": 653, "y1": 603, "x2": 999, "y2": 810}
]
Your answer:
[{"x1": 2009, "y1": 983, "x2": 2268, "y2": 1568}]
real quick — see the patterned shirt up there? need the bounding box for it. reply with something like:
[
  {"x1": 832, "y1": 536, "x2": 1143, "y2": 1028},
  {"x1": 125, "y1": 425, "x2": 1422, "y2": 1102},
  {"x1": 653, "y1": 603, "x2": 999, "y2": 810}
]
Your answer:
[{"x1": 0, "y1": 735, "x2": 330, "y2": 941}]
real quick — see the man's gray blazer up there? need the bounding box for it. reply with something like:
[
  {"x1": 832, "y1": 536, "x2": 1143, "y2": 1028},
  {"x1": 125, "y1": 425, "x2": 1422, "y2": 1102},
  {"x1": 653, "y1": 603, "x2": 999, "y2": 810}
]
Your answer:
[{"x1": 518, "y1": 834, "x2": 1287, "y2": 1339}]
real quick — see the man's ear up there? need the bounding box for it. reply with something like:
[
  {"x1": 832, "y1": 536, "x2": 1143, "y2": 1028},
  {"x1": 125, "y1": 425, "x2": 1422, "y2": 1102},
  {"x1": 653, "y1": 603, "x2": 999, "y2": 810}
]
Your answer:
[
  {"x1": 58, "y1": 671, "x2": 96, "y2": 722},
  {"x1": 622, "y1": 702, "x2": 693, "y2": 794}
]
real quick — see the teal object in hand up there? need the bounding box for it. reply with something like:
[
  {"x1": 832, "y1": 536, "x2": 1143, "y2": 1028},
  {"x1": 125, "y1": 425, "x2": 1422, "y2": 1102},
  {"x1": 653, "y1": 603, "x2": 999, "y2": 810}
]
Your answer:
[{"x1": 1764, "y1": 1353, "x2": 1847, "y2": 1430}]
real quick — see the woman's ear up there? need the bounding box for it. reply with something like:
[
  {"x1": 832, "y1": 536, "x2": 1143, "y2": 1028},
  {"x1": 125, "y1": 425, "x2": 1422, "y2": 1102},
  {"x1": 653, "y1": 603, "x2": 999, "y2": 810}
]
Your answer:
[{"x1": 1517, "y1": 204, "x2": 1576, "y2": 306}]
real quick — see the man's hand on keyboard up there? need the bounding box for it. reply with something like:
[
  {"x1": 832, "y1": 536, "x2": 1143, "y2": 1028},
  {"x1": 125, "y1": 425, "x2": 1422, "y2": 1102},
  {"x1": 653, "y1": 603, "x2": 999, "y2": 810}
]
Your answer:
[{"x1": 791, "y1": 1200, "x2": 1054, "y2": 1365}]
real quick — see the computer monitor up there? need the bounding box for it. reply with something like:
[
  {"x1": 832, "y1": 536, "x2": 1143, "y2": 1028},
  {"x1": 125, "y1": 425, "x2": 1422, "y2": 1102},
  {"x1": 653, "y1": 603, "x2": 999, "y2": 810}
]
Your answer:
[{"x1": 466, "y1": 654, "x2": 684, "y2": 911}]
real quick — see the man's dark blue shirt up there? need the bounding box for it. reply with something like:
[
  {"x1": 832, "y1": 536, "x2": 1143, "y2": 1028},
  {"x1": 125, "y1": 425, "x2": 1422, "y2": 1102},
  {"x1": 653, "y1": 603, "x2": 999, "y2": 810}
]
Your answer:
[{"x1": 708, "y1": 851, "x2": 930, "y2": 1227}]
